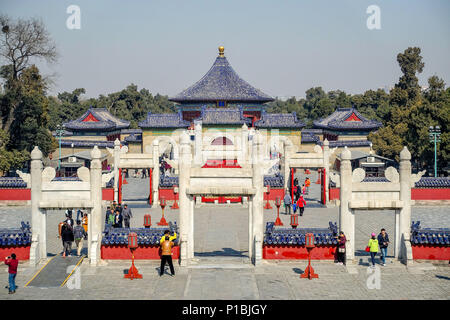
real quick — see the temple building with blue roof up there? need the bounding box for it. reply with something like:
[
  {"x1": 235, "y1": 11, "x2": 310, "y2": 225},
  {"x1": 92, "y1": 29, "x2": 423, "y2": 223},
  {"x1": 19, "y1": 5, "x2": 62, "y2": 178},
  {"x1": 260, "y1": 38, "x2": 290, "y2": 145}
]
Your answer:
[{"x1": 51, "y1": 46, "x2": 384, "y2": 174}]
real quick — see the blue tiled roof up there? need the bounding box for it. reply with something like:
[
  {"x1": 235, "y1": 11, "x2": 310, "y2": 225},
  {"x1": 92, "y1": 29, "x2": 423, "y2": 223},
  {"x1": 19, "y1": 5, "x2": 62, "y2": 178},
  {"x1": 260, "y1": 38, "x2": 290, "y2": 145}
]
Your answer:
[
  {"x1": 0, "y1": 177, "x2": 27, "y2": 188},
  {"x1": 60, "y1": 140, "x2": 124, "y2": 148},
  {"x1": 255, "y1": 111, "x2": 305, "y2": 129},
  {"x1": 64, "y1": 108, "x2": 130, "y2": 131},
  {"x1": 264, "y1": 221, "x2": 339, "y2": 245},
  {"x1": 124, "y1": 133, "x2": 142, "y2": 142},
  {"x1": 169, "y1": 49, "x2": 274, "y2": 104},
  {"x1": 410, "y1": 221, "x2": 450, "y2": 245},
  {"x1": 196, "y1": 107, "x2": 252, "y2": 125},
  {"x1": 159, "y1": 175, "x2": 179, "y2": 188},
  {"x1": 317, "y1": 140, "x2": 372, "y2": 148},
  {"x1": 121, "y1": 129, "x2": 142, "y2": 134},
  {"x1": 263, "y1": 174, "x2": 284, "y2": 188},
  {"x1": 139, "y1": 111, "x2": 190, "y2": 128},
  {"x1": 301, "y1": 133, "x2": 320, "y2": 143},
  {"x1": 414, "y1": 177, "x2": 450, "y2": 188},
  {"x1": 313, "y1": 108, "x2": 382, "y2": 131}
]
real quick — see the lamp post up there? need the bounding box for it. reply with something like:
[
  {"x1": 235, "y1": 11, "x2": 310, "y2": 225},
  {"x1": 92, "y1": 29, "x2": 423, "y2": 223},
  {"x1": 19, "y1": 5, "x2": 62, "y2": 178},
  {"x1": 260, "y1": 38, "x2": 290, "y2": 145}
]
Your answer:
[
  {"x1": 274, "y1": 196, "x2": 283, "y2": 226},
  {"x1": 428, "y1": 126, "x2": 441, "y2": 177},
  {"x1": 157, "y1": 197, "x2": 168, "y2": 226},
  {"x1": 55, "y1": 124, "x2": 66, "y2": 171}
]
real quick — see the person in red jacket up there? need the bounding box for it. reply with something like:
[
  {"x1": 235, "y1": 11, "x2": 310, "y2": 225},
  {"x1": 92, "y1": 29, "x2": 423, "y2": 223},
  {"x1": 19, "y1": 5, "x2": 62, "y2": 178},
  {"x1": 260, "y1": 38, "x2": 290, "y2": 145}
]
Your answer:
[
  {"x1": 5, "y1": 253, "x2": 18, "y2": 294},
  {"x1": 296, "y1": 195, "x2": 307, "y2": 216}
]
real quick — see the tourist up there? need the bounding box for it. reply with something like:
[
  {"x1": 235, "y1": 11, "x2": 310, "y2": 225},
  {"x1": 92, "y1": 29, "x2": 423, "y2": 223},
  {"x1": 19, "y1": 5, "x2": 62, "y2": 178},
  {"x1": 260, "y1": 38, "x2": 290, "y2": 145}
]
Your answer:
[
  {"x1": 122, "y1": 204, "x2": 133, "y2": 228},
  {"x1": 142, "y1": 168, "x2": 147, "y2": 179},
  {"x1": 65, "y1": 210, "x2": 74, "y2": 229},
  {"x1": 5, "y1": 253, "x2": 18, "y2": 294},
  {"x1": 105, "y1": 206, "x2": 113, "y2": 224},
  {"x1": 107, "y1": 209, "x2": 116, "y2": 226},
  {"x1": 367, "y1": 233, "x2": 379, "y2": 268},
  {"x1": 61, "y1": 221, "x2": 74, "y2": 257},
  {"x1": 283, "y1": 191, "x2": 292, "y2": 215},
  {"x1": 116, "y1": 203, "x2": 123, "y2": 215},
  {"x1": 111, "y1": 200, "x2": 117, "y2": 213},
  {"x1": 113, "y1": 209, "x2": 123, "y2": 228},
  {"x1": 159, "y1": 230, "x2": 175, "y2": 277},
  {"x1": 73, "y1": 220, "x2": 87, "y2": 256},
  {"x1": 336, "y1": 232, "x2": 346, "y2": 265},
  {"x1": 159, "y1": 229, "x2": 177, "y2": 244},
  {"x1": 76, "y1": 209, "x2": 83, "y2": 221},
  {"x1": 301, "y1": 184, "x2": 306, "y2": 195},
  {"x1": 296, "y1": 195, "x2": 307, "y2": 216},
  {"x1": 377, "y1": 228, "x2": 390, "y2": 266},
  {"x1": 107, "y1": 164, "x2": 111, "y2": 172},
  {"x1": 82, "y1": 213, "x2": 88, "y2": 233},
  {"x1": 305, "y1": 177, "x2": 311, "y2": 194}
]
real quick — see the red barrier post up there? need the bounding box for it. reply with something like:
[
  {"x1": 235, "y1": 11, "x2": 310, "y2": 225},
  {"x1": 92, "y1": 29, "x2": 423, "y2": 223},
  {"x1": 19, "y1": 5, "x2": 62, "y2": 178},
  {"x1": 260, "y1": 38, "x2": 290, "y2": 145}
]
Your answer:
[
  {"x1": 157, "y1": 197, "x2": 168, "y2": 226},
  {"x1": 124, "y1": 232, "x2": 143, "y2": 279},
  {"x1": 264, "y1": 185, "x2": 272, "y2": 209},
  {"x1": 171, "y1": 186, "x2": 179, "y2": 209},
  {"x1": 274, "y1": 196, "x2": 283, "y2": 226},
  {"x1": 301, "y1": 233, "x2": 319, "y2": 280}
]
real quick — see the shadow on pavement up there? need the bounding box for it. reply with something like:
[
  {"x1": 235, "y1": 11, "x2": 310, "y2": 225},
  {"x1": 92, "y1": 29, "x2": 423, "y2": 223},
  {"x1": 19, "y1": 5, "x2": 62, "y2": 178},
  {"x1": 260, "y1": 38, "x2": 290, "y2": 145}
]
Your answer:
[{"x1": 194, "y1": 248, "x2": 248, "y2": 257}]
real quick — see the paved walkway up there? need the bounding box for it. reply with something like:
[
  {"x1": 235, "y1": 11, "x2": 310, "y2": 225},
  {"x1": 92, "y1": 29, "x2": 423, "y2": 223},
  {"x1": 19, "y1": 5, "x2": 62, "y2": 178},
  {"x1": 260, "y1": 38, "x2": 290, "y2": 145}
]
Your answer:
[{"x1": 0, "y1": 176, "x2": 449, "y2": 299}]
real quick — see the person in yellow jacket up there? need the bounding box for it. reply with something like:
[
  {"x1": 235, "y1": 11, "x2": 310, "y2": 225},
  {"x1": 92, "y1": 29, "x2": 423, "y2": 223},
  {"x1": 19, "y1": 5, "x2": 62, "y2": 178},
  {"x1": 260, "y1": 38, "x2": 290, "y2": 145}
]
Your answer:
[
  {"x1": 367, "y1": 232, "x2": 379, "y2": 268},
  {"x1": 159, "y1": 230, "x2": 177, "y2": 245}
]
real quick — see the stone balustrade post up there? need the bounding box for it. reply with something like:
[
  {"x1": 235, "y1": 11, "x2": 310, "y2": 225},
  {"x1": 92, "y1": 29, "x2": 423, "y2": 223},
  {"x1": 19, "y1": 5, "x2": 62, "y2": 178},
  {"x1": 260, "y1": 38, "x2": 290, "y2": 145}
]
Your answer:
[
  {"x1": 152, "y1": 139, "x2": 160, "y2": 205},
  {"x1": 113, "y1": 139, "x2": 120, "y2": 202},
  {"x1": 89, "y1": 146, "x2": 103, "y2": 265},
  {"x1": 399, "y1": 146, "x2": 412, "y2": 261},
  {"x1": 251, "y1": 132, "x2": 264, "y2": 265},
  {"x1": 323, "y1": 139, "x2": 330, "y2": 204},
  {"x1": 179, "y1": 132, "x2": 192, "y2": 265},
  {"x1": 339, "y1": 146, "x2": 354, "y2": 261},
  {"x1": 30, "y1": 146, "x2": 44, "y2": 266}
]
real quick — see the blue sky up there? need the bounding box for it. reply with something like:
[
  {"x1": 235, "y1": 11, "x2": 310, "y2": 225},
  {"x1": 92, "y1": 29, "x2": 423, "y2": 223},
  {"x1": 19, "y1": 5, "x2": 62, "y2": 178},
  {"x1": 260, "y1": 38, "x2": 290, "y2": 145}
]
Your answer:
[{"x1": 1, "y1": 0, "x2": 449, "y2": 99}]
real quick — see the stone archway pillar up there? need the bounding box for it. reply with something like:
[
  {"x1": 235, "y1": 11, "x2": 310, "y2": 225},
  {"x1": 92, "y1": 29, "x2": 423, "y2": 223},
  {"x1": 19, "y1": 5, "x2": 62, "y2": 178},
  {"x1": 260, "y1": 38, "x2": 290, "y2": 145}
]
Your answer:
[
  {"x1": 399, "y1": 147, "x2": 412, "y2": 261},
  {"x1": 30, "y1": 146, "x2": 45, "y2": 266},
  {"x1": 251, "y1": 132, "x2": 264, "y2": 265},
  {"x1": 89, "y1": 146, "x2": 103, "y2": 265},
  {"x1": 179, "y1": 131, "x2": 192, "y2": 266},
  {"x1": 339, "y1": 146, "x2": 354, "y2": 261},
  {"x1": 152, "y1": 139, "x2": 160, "y2": 205}
]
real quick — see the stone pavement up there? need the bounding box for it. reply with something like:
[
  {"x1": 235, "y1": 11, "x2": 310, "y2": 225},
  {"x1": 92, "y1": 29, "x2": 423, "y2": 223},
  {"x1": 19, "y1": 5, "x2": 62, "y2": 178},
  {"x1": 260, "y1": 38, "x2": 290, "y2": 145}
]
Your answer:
[{"x1": 0, "y1": 176, "x2": 449, "y2": 300}]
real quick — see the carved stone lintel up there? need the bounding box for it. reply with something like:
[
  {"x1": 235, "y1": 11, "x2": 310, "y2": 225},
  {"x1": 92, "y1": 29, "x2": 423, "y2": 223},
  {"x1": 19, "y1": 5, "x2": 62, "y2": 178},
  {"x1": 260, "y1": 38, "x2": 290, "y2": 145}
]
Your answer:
[
  {"x1": 384, "y1": 166, "x2": 399, "y2": 183},
  {"x1": 352, "y1": 168, "x2": 366, "y2": 183},
  {"x1": 77, "y1": 166, "x2": 90, "y2": 182},
  {"x1": 41, "y1": 167, "x2": 56, "y2": 183},
  {"x1": 410, "y1": 169, "x2": 426, "y2": 187}
]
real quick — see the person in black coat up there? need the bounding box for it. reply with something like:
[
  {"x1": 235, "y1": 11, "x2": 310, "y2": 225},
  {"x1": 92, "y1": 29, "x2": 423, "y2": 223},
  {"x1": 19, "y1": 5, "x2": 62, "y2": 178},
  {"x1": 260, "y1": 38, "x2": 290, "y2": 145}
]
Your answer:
[
  {"x1": 61, "y1": 222, "x2": 74, "y2": 257},
  {"x1": 113, "y1": 209, "x2": 123, "y2": 228}
]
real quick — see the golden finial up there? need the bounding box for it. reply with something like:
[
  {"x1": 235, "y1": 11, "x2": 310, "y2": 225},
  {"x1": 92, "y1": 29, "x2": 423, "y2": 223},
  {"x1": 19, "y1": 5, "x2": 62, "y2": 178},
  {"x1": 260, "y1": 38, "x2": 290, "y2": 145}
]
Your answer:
[{"x1": 218, "y1": 46, "x2": 225, "y2": 57}]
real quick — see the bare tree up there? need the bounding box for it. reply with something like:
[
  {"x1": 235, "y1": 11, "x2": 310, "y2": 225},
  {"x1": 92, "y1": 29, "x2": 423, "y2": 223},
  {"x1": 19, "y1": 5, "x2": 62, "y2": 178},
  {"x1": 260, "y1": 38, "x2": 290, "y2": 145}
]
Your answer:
[{"x1": 0, "y1": 15, "x2": 58, "y2": 131}]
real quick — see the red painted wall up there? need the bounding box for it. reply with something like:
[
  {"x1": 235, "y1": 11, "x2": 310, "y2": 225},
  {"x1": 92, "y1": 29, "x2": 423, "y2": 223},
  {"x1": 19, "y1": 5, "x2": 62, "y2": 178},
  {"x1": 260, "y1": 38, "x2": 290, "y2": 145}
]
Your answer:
[
  {"x1": 411, "y1": 188, "x2": 450, "y2": 200},
  {"x1": 0, "y1": 189, "x2": 30, "y2": 201},
  {"x1": 263, "y1": 245, "x2": 336, "y2": 259},
  {"x1": 101, "y1": 245, "x2": 180, "y2": 259},
  {"x1": 412, "y1": 245, "x2": 450, "y2": 260},
  {"x1": 102, "y1": 188, "x2": 114, "y2": 201},
  {"x1": 0, "y1": 246, "x2": 30, "y2": 261},
  {"x1": 263, "y1": 188, "x2": 285, "y2": 201},
  {"x1": 329, "y1": 187, "x2": 450, "y2": 201},
  {"x1": 329, "y1": 188, "x2": 340, "y2": 200},
  {"x1": 159, "y1": 188, "x2": 179, "y2": 201}
]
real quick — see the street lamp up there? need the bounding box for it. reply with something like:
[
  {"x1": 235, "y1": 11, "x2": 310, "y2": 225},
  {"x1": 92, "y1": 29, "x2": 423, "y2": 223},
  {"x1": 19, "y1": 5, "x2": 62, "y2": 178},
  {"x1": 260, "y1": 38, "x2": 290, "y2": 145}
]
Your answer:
[
  {"x1": 428, "y1": 126, "x2": 441, "y2": 177},
  {"x1": 55, "y1": 124, "x2": 66, "y2": 171}
]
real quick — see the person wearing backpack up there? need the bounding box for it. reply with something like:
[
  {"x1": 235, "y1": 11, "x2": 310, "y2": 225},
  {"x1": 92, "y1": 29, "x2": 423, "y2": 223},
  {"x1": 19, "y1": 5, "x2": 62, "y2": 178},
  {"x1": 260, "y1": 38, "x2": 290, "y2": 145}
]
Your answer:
[
  {"x1": 367, "y1": 233, "x2": 379, "y2": 268},
  {"x1": 73, "y1": 220, "x2": 87, "y2": 256},
  {"x1": 159, "y1": 230, "x2": 175, "y2": 277},
  {"x1": 5, "y1": 253, "x2": 18, "y2": 294},
  {"x1": 296, "y1": 195, "x2": 307, "y2": 216}
]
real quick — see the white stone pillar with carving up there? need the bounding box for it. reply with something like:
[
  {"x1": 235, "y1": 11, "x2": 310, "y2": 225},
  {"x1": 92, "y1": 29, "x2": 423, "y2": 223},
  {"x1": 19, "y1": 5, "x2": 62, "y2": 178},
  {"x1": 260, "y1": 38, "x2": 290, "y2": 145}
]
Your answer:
[
  {"x1": 339, "y1": 146, "x2": 354, "y2": 261},
  {"x1": 152, "y1": 139, "x2": 160, "y2": 205},
  {"x1": 30, "y1": 146, "x2": 44, "y2": 265},
  {"x1": 89, "y1": 146, "x2": 103, "y2": 265},
  {"x1": 113, "y1": 139, "x2": 120, "y2": 202},
  {"x1": 241, "y1": 123, "x2": 248, "y2": 165},
  {"x1": 194, "y1": 121, "x2": 202, "y2": 166},
  {"x1": 323, "y1": 139, "x2": 330, "y2": 204},
  {"x1": 399, "y1": 146, "x2": 412, "y2": 261},
  {"x1": 179, "y1": 131, "x2": 192, "y2": 266},
  {"x1": 252, "y1": 132, "x2": 264, "y2": 265},
  {"x1": 283, "y1": 139, "x2": 293, "y2": 190}
]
